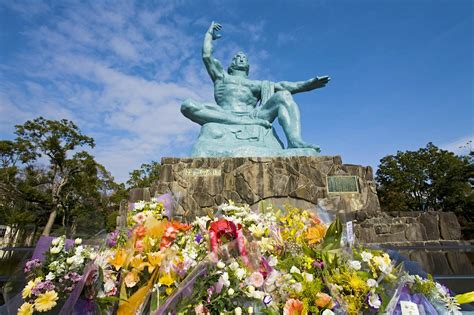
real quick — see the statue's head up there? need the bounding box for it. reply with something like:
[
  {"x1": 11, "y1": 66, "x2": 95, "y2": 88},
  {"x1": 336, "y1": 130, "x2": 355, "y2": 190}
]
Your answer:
[{"x1": 228, "y1": 52, "x2": 249, "y2": 76}]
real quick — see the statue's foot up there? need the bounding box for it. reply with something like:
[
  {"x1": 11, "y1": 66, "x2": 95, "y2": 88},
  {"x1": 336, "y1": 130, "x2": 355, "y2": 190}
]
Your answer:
[{"x1": 288, "y1": 140, "x2": 321, "y2": 152}]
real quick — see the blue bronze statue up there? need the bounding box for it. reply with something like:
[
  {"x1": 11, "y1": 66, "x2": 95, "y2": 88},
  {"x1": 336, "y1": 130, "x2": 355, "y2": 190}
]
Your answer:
[{"x1": 181, "y1": 22, "x2": 330, "y2": 157}]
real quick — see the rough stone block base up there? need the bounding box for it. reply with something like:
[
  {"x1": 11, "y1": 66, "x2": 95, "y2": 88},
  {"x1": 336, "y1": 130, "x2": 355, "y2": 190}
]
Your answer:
[{"x1": 129, "y1": 155, "x2": 380, "y2": 220}]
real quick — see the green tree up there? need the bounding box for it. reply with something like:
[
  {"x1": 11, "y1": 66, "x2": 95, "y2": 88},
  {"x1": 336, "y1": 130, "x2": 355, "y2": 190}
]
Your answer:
[
  {"x1": 376, "y1": 143, "x2": 473, "y2": 216},
  {"x1": 0, "y1": 140, "x2": 50, "y2": 244},
  {"x1": 1, "y1": 118, "x2": 127, "y2": 238},
  {"x1": 14, "y1": 117, "x2": 95, "y2": 235},
  {"x1": 127, "y1": 161, "x2": 161, "y2": 188}
]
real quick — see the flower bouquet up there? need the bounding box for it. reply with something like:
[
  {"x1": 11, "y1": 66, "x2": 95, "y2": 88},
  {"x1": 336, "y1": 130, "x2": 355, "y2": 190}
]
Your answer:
[
  {"x1": 18, "y1": 236, "x2": 96, "y2": 315},
  {"x1": 19, "y1": 198, "x2": 470, "y2": 315}
]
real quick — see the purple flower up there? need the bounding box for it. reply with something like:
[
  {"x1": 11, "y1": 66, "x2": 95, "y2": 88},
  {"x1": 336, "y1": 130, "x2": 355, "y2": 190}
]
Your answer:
[
  {"x1": 24, "y1": 259, "x2": 41, "y2": 273},
  {"x1": 312, "y1": 259, "x2": 324, "y2": 269},
  {"x1": 206, "y1": 287, "x2": 214, "y2": 303},
  {"x1": 366, "y1": 292, "x2": 382, "y2": 309},
  {"x1": 31, "y1": 280, "x2": 55, "y2": 296},
  {"x1": 263, "y1": 295, "x2": 273, "y2": 306},
  {"x1": 106, "y1": 230, "x2": 120, "y2": 247},
  {"x1": 67, "y1": 272, "x2": 82, "y2": 282},
  {"x1": 195, "y1": 233, "x2": 203, "y2": 244}
]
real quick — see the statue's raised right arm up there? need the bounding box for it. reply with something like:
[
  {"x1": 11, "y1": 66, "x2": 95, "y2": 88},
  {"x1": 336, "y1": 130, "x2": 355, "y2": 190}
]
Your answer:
[{"x1": 202, "y1": 22, "x2": 224, "y2": 82}]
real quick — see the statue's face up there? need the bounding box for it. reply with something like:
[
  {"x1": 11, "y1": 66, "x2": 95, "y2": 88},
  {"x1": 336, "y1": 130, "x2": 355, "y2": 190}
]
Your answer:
[
  {"x1": 229, "y1": 52, "x2": 249, "y2": 75},
  {"x1": 232, "y1": 52, "x2": 248, "y2": 69}
]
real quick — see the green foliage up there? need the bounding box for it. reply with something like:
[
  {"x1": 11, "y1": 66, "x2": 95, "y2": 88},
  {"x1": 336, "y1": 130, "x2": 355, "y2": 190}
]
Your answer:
[
  {"x1": 322, "y1": 218, "x2": 343, "y2": 250},
  {"x1": 376, "y1": 142, "x2": 473, "y2": 216},
  {"x1": 127, "y1": 161, "x2": 161, "y2": 188},
  {"x1": 1, "y1": 117, "x2": 125, "y2": 238}
]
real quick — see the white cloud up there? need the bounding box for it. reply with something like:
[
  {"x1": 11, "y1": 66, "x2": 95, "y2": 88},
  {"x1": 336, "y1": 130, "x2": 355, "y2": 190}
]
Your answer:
[
  {"x1": 276, "y1": 32, "x2": 297, "y2": 46},
  {"x1": 440, "y1": 135, "x2": 473, "y2": 156},
  {"x1": 0, "y1": 2, "x2": 276, "y2": 182},
  {"x1": 0, "y1": 1, "x2": 212, "y2": 182}
]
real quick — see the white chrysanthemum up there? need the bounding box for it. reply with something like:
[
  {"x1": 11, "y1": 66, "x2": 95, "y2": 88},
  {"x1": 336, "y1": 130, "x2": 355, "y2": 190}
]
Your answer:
[
  {"x1": 303, "y1": 272, "x2": 313, "y2": 282},
  {"x1": 290, "y1": 266, "x2": 301, "y2": 274},
  {"x1": 268, "y1": 255, "x2": 278, "y2": 267},
  {"x1": 50, "y1": 246, "x2": 61, "y2": 254},
  {"x1": 361, "y1": 251, "x2": 373, "y2": 262},
  {"x1": 229, "y1": 261, "x2": 239, "y2": 271},
  {"x1": 134, "y1": 200, "x2": 146, "y2": 211},
  {"x1": 236, "y1": 268, "x2": 246, "y2": 280},
  {"x1": 45, "y1": 272, "x2": 55, "y2": 281},
  {"x1": 367, "y1": 278, "x2": 378, "y2": 288},
  {"x1": 349, "y1": 260, "x2": 362, "y2": 270}
]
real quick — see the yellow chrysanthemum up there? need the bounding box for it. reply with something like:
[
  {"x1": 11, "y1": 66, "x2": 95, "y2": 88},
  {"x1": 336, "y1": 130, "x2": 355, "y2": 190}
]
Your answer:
[
  {"x1": 17, "y1": 302, "x2": 34, "y2": 315},
  {"x1": 22, "y1": 277, "x2": 42, "y2": 299},
  {"x1": 348, "y1": 274, "x2": 368, "y2": 293},
  {"x1": 34, "y1": 290, "x2": 58, "y2": 312}
]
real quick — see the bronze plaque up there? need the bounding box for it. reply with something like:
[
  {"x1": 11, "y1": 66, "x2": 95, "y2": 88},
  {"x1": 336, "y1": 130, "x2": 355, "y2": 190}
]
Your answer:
[{"x1": 327, "y1": 176, "x2": 359, "y2": 193}]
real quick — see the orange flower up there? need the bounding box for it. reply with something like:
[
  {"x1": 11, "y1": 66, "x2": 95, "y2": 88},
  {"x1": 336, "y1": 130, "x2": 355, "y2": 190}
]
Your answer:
[
  {"x1": 283, "y1": 298, "x2": 305, "y2": 315},
  {"x1": 315, "y1": 292, "x2": 334, "y2": 308},
  {"x1": 309, "y1": 213, "x2": 322, "y2": 225},
  {"x1": 135, "y1": 225, "x2": 147, "y2": 238},
  {"x1": 160, "y1": 221, "x2": 191, "y2": 249},
  {"x1": 305, "y1": 225, "x2": 327, "y2": 245}
]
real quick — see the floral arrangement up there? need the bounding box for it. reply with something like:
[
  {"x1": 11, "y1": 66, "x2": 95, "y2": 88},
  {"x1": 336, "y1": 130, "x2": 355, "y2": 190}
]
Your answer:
[
  {"x1": 17, "y1": 198, "x2": 473, "y2": 315},
  {"x1": 18, "y1": 236, "x2": 95, "y2": 314}
]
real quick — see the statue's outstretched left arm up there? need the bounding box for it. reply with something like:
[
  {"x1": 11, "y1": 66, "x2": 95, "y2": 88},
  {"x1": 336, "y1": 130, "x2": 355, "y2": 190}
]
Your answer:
[{"x1": 274, "y1": 76, "x2": 330, "y2": 94}]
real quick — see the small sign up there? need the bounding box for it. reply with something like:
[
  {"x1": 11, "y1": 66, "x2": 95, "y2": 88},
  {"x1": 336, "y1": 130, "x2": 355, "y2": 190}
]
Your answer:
[
  {"x1": 182, "y1": 168, "x2": 221, "y2": 177},
  {"x1": 400, "y1": 301, "x2": 420, "y2": 315},
  {"x1": 327, "y1": 176, "x2": 359, "y2": 193},
  {"x1": 346, "y1": 221, "x2": 355, "y2": 246}
]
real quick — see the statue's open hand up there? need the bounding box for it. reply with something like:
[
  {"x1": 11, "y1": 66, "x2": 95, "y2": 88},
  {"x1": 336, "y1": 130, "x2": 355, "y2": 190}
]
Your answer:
[
  {"x1": 255, "y1": 119, "x2": 272, "y2": 129},
  {"x1": 309, "y1": 76, "x2": 330, "y2": 89},
  {"x1": 208, "y1": 22, "x2": 222, "y2": 40},
  {"x1": 240, "y1": 116, "x2": 271, "y2": 128}
]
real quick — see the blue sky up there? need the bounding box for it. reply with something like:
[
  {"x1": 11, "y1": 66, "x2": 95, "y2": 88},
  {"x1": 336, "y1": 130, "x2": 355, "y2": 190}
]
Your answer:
[{"x1": 0, "y1": 0, "x2": 472, "y2": 183}]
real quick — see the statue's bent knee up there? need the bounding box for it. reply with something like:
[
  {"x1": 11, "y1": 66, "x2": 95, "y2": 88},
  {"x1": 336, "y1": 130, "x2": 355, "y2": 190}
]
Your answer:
[
  {"x1": 181, "y1": 99, "x2": 198, "y2": 116},
  {"x1": 275, "y1": 90, "x2": 293, "y2": 103}
]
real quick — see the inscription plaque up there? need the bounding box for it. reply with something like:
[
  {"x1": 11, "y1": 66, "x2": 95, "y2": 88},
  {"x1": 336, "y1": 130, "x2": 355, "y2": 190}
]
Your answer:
[
  {"x1": 327, "y1": 176, "x2": 359, "y2": 193},
  {"x1": 182, "y1": 168, "x2": 222, "y2": 177}
]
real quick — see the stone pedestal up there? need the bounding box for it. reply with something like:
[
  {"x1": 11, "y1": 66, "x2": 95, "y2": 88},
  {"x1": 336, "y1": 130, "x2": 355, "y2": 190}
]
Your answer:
[{"x1": 129, "y1": 155, "x2": 380, "y2": 220}]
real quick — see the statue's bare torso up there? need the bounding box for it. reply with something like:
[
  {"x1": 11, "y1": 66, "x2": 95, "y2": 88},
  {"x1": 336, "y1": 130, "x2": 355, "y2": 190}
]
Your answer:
[{"x1": 214, "y1": 75, "x2": 260, "y2": 112}]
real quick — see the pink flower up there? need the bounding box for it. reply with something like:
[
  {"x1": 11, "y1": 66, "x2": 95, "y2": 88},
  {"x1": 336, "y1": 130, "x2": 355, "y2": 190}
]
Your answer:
[
  {"x1": 135, "y1": 239, "x2": 144, "y2": 252},
  {"x1": 248, "y1": 272, "x2": 264, "y2": 288},
  {"x1": 106, "y1": 286, "x2": 117, "y2": 297},
  {"x1": 133, "y1": 212, "x2": 146, "y2": 225},
  {"x1": 195, "y1": 303, "x2": 210, "y2": 314}
]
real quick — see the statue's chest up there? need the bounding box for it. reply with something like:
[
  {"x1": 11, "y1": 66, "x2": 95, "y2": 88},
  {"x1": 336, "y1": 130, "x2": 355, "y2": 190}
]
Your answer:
[{"x1": 215, "y1": 77, "x2": 257, "y2": 96}]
